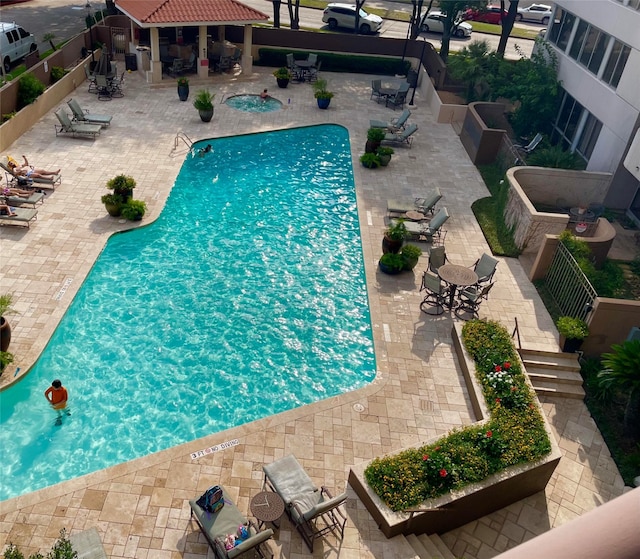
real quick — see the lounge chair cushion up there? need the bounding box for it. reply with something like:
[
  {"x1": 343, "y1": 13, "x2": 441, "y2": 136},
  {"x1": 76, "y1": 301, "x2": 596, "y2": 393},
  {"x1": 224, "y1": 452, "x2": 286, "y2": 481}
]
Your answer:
[
  {"x1": 1, "y1": 162, "x2": 60, "y2": 187},
  {"x1": 263, "y1": 455, "x2": 317, "y2": 505},
  {"x1": 295, "y1": 491, "x2": 347, "y2": 522},
  {"x1": 0, "y1": 207, "x2": 37, "y2": 227},
  {"x1": 2, "y1": 191, "x2": 44, "y2": 207}
]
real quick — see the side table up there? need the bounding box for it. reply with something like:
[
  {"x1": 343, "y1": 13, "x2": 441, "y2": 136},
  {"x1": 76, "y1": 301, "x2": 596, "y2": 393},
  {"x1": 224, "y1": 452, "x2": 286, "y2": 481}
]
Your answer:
[{"x1": 250, "y1": 491, "x2": 285, "y2": 529}]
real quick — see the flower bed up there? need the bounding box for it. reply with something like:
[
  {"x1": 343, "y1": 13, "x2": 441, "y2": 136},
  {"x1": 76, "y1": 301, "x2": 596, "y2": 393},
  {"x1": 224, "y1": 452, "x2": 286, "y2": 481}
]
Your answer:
[{"x1": 348, "y1": 320, "x2": 561, "y2": 537}]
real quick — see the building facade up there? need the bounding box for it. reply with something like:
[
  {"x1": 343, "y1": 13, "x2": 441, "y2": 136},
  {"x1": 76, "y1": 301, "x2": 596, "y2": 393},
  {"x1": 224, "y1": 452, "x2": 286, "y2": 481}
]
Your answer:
[{"x1": 545, "y1": 0, "x2": 640, "y2": 223}]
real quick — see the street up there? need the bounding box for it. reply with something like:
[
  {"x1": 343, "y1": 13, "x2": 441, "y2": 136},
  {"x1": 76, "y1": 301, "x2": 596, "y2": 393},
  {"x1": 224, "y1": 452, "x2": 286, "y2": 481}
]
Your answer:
[{"x1": 1, "y1": 0, "x2": 534, "y2": 61}]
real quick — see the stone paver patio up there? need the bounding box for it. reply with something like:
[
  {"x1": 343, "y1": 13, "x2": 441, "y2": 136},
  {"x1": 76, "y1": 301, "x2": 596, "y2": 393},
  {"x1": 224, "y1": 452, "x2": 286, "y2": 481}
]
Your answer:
[{"x1": 0, "y1": 69, "x2": 625, "y2": 558}]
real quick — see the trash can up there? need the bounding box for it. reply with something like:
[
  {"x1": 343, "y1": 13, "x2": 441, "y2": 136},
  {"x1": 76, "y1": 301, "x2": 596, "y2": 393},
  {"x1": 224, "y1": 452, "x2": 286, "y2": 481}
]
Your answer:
[{"x1": 125, "y1": 53, "x2": 137, "y2": 71}]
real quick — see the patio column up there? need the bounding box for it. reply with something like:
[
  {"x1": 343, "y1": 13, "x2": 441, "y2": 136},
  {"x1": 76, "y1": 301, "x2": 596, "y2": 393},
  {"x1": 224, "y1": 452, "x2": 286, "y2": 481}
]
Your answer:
[
  {"x1": 149, "y1": 27, "x2": 162, "y2": 84},
  {"x1": 241, "y1": 24, "x2": 254, "y2": 75},
  {"x1": 198, "y1": 25, "x2": 208, "y2": 79}
]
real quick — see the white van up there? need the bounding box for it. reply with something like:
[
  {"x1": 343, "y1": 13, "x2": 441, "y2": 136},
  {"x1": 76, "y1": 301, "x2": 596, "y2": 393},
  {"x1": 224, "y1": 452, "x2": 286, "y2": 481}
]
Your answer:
[{"x1": 0, "y1": 22, "x2": 37, "y2": 74}]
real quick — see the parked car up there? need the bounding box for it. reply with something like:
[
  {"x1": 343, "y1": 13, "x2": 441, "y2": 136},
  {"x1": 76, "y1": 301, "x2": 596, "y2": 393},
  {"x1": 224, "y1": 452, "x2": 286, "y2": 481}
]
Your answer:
[
  {"x1": 322, "y1": 3, "x2": 383, "y2": 34},
  {"x1": 0, "y1": 21, "x2": 37, "y2": 73},
  {"x1": 516, "y1": 4, "x2": 553, "y2": 24},
  {"x1": 463, "y1": 5, "x2": 508, "y2": 25},
  {"x1": 420, "y1": 11, "x2": 473, "y2": 38}
]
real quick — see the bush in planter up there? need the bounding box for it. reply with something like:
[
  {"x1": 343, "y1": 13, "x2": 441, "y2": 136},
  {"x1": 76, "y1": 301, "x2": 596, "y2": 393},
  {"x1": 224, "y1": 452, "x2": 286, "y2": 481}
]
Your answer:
[
  {"x1": 120, "y1": 199, "x2": 147, "y2": 221},
  {"x1": 273, "y1": 67, "x2": 292, "y2": 80},
  {"x1": 365, "y1": 127, "x2": 385, "y2": 153},
  {"x1": 193, "y1": 89, "x2": 215, "y2": 121},
  {"x1": 378, "y1": 252, "x2": 404, "y2": 274},
  {"x1": 106, "y1": 174, "x2": 136, "y2": 204},
  {"x1": 359, "y1": 152, "x2": 381, "y2": 169},
  {"x1": 401, "y1": 244, "x2": 422, "y2": 271},
  {"x1": 556, "y1": 316, "x2": 589, "y2": 344},
  {"x1": 376, "y1": 145, "x2": 394, "y2": 166},
  {"x1": 101, "y1": 193, "x2": 123, "y2": 216},
  {"x1": 0, "y1": 350, "x2": 14, "y2": 373},
  {"x1": 177, "y1": 76, "x2": 189, "y2": 101},
  {"x1": 382, "y1": 219, "x2": 408, "y2": 254},
  {"x1": 312, "y1": 78, "x2": 334, "y2": 108}
]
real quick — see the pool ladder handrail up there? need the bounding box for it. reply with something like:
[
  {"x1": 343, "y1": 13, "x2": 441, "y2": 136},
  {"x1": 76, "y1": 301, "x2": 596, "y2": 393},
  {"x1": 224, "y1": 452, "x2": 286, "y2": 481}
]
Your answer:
[{"x1": 174, "y1": 131, "x2": 193, "y2": 151}]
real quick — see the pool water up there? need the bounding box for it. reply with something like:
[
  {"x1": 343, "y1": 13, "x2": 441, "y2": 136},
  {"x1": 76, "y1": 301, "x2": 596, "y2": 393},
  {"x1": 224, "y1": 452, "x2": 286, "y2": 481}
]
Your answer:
[
  {"x1": 0, "y1": 125, "x2": 375, "y2": 501},
  {"x1": 225, "y1": 94, "x2": 283, "y2": 112}
]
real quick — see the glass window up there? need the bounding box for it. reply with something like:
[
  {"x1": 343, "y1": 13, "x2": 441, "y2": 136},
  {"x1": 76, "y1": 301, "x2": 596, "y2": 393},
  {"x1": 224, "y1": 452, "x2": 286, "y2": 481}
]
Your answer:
[
  {"x1": 602, "y1": 41, "x2": 631, "y2": 88},
  {"x1": 549, "y1": 9, "x2": 576, "y2": 51},
  {"x1": 576, "y1": 115, "x2": 602, "y2": 160},
  {"x1": 568, "y1": 20, "x2": 588, "y2": 60},
  {"x1": 552, "y1": 90, "x2": 602, "y2": 164},
  {"x1": 587, "y1": 32, "x2": 608, "y2": 73}
]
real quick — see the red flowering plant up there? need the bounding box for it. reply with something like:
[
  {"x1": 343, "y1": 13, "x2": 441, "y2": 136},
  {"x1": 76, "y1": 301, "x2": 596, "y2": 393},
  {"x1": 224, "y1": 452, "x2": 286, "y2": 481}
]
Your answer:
[
  {"x1": 420, "y1": 445, "x2": 455, "y2": 493},
  {"x1": 483, "y1": 360, "x2": 532, "y2": 411},
  {"x1": 475, "y1": 427, "x2": 507, "y2": 459}
]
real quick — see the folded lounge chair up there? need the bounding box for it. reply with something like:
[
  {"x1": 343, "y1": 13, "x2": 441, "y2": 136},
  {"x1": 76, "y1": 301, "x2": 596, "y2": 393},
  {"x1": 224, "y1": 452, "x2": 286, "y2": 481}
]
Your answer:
[
  {"x1": 263, "y1": 454, "x2": 347, "y2": 552},
  {"x1": 382, "y1": 123, "x2": 418, "y2": 148},
  {"x1": 67, "y1": 98, "x2": 112, "y2": 127},
  {"x1": 1, "y1": 190, "x2": 44, "y2": 208},
  {"x1": 0, "y1": 207, "x2": 38, "y2": 228},
  {"x1": 394, "y1": 207, "x2": 449, "y2": 243},
  {"x1": 54, "y1": 109, "x2": 101, "y2": 138},
  {"x1": 1, "y1": 161, "x2": 61, "y2": 188},
  {"x1": 387, "y1": 187, "x2": 442, "y2": 217},
  {"x1": 189, "y1": 485, "x2": 273, "y2": 558},
  {"x1": 370, "y1": 109, "x2": 411, "y2": 131}
]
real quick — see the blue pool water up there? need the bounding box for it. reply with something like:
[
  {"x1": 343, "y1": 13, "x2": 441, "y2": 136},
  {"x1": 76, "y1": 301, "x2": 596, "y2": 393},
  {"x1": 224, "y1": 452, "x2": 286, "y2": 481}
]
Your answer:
[
  {"x1": 0, "y1": 125, "x2": 375, "y2": 501},
  {"x1": 225, "y1": 94, "x2": 283, "y2": 112}
]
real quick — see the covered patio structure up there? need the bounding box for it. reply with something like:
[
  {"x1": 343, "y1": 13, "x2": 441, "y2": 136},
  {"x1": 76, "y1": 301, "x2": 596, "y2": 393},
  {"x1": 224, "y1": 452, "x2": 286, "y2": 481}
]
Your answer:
[{"x1": 115, "y1": 0, "x2": 269, "y2": 83}]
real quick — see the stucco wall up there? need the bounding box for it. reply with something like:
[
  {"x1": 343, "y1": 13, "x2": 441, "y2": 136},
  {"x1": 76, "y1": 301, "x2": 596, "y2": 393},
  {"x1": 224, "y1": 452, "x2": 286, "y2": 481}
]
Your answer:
[
  {"x1": 582, "y1": 297, "x2": 640, "y2": 357},
  {"x1": 459, "y1": 102, "x2": 508, "y2": 165}
]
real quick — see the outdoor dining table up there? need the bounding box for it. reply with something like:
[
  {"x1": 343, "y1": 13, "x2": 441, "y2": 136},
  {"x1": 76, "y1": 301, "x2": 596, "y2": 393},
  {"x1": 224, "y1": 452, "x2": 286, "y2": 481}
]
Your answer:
[
  {"x1": 438, "y1": 264, "x2": 479, "y2": 309},
  {"x1": 293, "y1": 60, "x2": 315, "y2": 81}
]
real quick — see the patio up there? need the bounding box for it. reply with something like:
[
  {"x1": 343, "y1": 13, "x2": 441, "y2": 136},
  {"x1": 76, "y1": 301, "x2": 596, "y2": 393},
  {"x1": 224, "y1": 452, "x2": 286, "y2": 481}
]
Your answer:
[{"x1": 0, "y1": 69, "x2": 625, "y2": 558}]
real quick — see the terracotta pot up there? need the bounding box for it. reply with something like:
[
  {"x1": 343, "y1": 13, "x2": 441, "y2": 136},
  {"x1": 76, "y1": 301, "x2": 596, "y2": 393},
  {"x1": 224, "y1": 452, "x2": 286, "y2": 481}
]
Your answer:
[
  {"x1": 0, "y1": 316, "x2": 11, "y2": 352},
  {"x1": 382, "y1": 235, "x2": 403, "y2": 254}
]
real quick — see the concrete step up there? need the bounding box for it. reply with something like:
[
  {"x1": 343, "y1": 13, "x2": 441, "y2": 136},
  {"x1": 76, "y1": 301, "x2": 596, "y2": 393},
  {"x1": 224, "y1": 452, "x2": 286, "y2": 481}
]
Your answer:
[
  {"x1": 406, "y1": 534, "x2": 431, "y2": 559},
  {"x1": 532, "y1": 380, "x2": 586, "y2": 399},
  {"x1": 416, "y1": 534, "x2": 447, "y2": 558},
  {"x1": 519, "y1": 348, "x2": 581, "y2": 371},
  {"x1": 525, "y1": 365, "x2": 584, "y2": 386},
  {"x1": 386, "y1": 534, "x2": 420, "y2": 559},
  {"x1": 430, "y1": 534, "x2": 456, "y2": 559}
]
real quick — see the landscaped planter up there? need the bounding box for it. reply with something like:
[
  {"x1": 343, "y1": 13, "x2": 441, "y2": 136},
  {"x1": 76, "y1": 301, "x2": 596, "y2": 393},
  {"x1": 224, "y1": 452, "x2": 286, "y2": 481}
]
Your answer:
[{"x1": 348, "y1": 322, "x2": 561, "y2": 538}]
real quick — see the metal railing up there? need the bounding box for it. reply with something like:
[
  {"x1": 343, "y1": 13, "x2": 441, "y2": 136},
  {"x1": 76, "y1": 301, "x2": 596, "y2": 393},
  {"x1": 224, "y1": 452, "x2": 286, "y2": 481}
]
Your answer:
[{"x1": 545, "y1": 241, "x2": 597, "y2": 320}]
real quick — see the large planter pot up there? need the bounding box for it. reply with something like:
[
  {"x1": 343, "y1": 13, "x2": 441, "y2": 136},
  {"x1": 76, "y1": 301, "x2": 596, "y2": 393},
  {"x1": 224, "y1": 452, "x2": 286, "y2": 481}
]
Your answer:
[
  {"x1": 365, "y1": 140, "x2": 381, "y2": 154},
  {"x1": 382, "y1": 235, "x2": 403, "y2": 254},
  {"x1": 560, "y1": 336, "x2": 584, "y2": 353},
  {"x1": 316, "y1": 97, "x2": 331, "y2": 110},
  {"x1": 0, "y1": 316, "x2": 11, "y2": 352},
  {"x1": 378, "y1": 260, "x2": 403, "y2": 275},
  {"x1": 276, "y1": 78, "x2": 290, "y2": 89},
  {"x1": 198, "y1": 108, "x2": 214, "y2": 122},
  {"x1": 402, "y1": 256, "x2": 419, "y2": 271},
  {"x1": 104, "y1": 202, "x2": 121, "y2": 217},
  {"x1": 378, "y1": 154, "x2": 392, "y2": 167},
  {"x1": 177, "y1": 84, "x2": 189, "y2": 101}
]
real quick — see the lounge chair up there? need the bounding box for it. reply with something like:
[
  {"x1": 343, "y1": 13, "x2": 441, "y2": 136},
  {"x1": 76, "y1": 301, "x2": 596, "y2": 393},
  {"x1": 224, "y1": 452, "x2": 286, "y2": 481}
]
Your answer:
[
  {"x1": 385, "y1": 82, "x2": 410, "y2": 110},
  {"x1": 263, "y1": 454, "x2": 347, "y2": 552},
  {"x1": 382, "y1": 123, "x2": 418, "y2": 148},
  {"x1": 370, "y1": 109, "x2": 411, "y2": 131},
  {"x1": 54, "y1": 109, "x2": 101, "y2": 138},
  {"x1": 1, "y1": 161, "x2": 61, "y2": 188},
  {"x1": 395, "y1": 207, "x2": 449, "y2": 243},
  {"x1": 0, "y1": 207, "x2": 38, "y2": 228},
  {"x1": 472, "y1": 253, "x2": 499, "y2": 284},
  {"x1": 387, "y1": 187, "x2": 442, "y2": 217},
  {"x1": 1, "y1": 190, "x2": 44, "y2": 208},
  {"x1": 189, "y1": 485, "x2": 274, "y2": 558},
  {"x1": 67, "y1": 98, "x2": 112, "y2": 127}
]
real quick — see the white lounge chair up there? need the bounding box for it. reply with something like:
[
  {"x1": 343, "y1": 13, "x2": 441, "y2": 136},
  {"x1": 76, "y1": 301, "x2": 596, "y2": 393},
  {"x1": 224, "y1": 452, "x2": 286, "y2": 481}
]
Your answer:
[
  {"x1": 54, "y1": 109, "x2": 101, "y2": 138},
  {"x1": 67, "y1": 98, "x2": 112, "y2": 127},
  {"x1": 382, "y1": 123, "x2": 418, "y2": 148}
]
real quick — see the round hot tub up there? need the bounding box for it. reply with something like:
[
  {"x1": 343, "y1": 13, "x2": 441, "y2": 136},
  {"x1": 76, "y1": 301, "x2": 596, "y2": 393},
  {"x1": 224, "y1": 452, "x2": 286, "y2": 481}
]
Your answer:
[{"x1": 225, "y1": 94, "x2": 283, "y2": 113}]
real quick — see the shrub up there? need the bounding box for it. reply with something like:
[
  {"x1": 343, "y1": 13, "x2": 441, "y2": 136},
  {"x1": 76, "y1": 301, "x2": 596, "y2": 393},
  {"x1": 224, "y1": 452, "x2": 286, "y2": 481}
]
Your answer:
[
  {"x1": 50, "y1": 66, "x2": 68, "y2": 83},
  {"x1": 120, "y1": 199, "x2": 147, "y2": 221},
  {"x1": 17, "y1": 73, "x2": 45, "y2": 109},
  {"x1": 364, "y1": 320, "x2": 551, "y2": 511},
  {"x1": 527, "y1": 145, "x2": 586, "y2": 170},
  {"x1": 556, "y1": 316, "x2": 589, "y2": 340},
  {"x1": 359, "y1": 152, "x2": 381, "y2": 168}
]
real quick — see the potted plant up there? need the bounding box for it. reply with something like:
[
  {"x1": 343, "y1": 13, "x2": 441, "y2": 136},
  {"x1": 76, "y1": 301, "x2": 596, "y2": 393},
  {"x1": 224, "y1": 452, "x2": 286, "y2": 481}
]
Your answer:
[
  {"x1": 382, "y1": 219, "x2": 408, "y2": 254},
  {"x1": 106, "y1": 174, "x2": 136, "y2": 203},
  {"x1": 401, "y1": 244, "x2": 422, "y2": 271},
  {"x1": 366, "y1": 127, "x2": 385, "y2": 153},
  {"x1": 360, "y1": 152, "x2": 381, "y2": 169},
  {"x1": 121, "y1": 199, "x2": 147, "y2": 221},
  {"x1": 0, "y1": 350, "x2": 14, "y2": 374},
  {"x1": 273, "y1": 67, "x2": 291, "y2": 88},
  {"x1": 556, "y1": 316, "x2": 589, "y2": 353},
  {"x1": 378, "y1": 253, "x2": 405, "y2": 275},
  {"x1": 193, "y1": 89, "x2": 215, "y2": 122},
  {"x1": 312, "y1": 78, "x2": 334, "y2": 109},
  {"x1": 177, "y1": 76, "x2": 189, "y2": 101},
  {"x1": 0, "y1": 293, "x2": 15, "y2": 353},
  {"x1": 101, "y1": 193, "x2": 123, "y2": 217},
  {"x1": 377, "y1": 146, "x2": 394, "y2": 167}
]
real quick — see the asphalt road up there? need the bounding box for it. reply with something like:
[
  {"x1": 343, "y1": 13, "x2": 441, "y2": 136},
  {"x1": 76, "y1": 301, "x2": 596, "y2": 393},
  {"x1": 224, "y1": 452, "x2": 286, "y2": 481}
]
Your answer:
[{"x1": 1, "y1": 0, "x2": 535, "y2": 61}]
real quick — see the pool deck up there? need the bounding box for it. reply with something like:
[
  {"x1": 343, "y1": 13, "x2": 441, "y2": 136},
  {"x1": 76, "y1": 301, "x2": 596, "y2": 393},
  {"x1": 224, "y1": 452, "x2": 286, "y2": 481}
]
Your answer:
[{"x1": 0, "y1": 70, "x2": 627, "y2": 558}]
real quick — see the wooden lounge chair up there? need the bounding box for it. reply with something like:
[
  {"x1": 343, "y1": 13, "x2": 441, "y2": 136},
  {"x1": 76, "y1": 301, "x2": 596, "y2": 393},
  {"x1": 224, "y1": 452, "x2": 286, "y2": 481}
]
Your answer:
[
  {"x1": 263, "y1": 454, "x2": 347, "y2": 552},
  {"x1": 387, "y1": 187, "x2": 442, "y2": 217},
  {"x1": 189, "y1": 485, "x2": 273, "y2": 558},
  {"x1": 0, "y1": 207, "x2": 38, "y2": 228},
  {"x1": 1, "y1": 161, "x2": 61, "y2": 188},
  {"x1": 1, "y1": 190, "x2": 45, "y2": 208},
  {"x1": 382, "y1": 123, "x2": 418, "y2": 148},
  {"x1": 54, "y1": 109, "x2": 101, "y2": 138},
  {"x1": 67, "y1": 98, "x2": 112, "y2": 127}
]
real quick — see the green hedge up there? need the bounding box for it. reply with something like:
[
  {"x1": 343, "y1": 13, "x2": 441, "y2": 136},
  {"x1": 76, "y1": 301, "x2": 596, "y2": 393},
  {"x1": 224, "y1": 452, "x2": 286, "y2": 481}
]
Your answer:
[
  {"x1": 364, "y1": 320, "x2": 551, "y2": 512},
  {"x1": 256, "y1": 48, "x2": 410, "y2": 76}
]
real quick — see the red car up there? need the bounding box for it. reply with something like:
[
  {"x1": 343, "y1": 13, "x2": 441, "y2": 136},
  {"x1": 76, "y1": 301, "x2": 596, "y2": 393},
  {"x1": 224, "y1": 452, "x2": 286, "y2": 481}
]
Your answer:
[{"x1": 463, "y1": 5, "x2": 508, "y2": 25}]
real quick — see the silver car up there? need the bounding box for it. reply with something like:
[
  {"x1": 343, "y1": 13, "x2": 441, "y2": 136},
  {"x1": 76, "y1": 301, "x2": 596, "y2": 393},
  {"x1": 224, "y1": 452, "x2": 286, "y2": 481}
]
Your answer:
[
  {"x1": 420, "y1": 11, "x2": 473, "y2": 38},
  {"x1": 322, "y1": 4, "x2": 383, "y2": 34},
  {"x1": 516, "y1": 4, "x2": 553, "y2": 24}
]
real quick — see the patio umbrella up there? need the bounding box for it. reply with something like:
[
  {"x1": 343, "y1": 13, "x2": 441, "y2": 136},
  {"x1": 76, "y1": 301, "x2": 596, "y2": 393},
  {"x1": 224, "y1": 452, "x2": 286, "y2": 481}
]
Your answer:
[{"x1": 94, "y1": 51, "x2": 113, "y2": 76}]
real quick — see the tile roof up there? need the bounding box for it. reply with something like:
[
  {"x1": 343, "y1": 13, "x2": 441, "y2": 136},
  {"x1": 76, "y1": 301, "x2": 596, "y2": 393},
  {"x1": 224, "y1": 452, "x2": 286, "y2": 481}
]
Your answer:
[{"x1": 115, "y1": 0, "x2": 269, "y2": 26}]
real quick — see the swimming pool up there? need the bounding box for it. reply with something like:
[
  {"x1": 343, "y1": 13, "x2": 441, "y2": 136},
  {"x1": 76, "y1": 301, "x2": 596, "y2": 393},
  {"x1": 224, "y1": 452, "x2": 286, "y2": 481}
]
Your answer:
[
  {"x1": 0, "y1": 125, "x2": 375, "y2": 501},
  {"x1": 225, "y1": 94, "x2": 283, "y2": 112}
]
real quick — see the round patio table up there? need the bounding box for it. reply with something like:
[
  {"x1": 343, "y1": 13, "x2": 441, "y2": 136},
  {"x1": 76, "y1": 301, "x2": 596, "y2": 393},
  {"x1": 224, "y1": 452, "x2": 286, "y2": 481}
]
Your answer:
[
  {"x1": 405, "y1": 210, "x2": 426, "y2": 221},
  {"x1": 250, "y1": 491, "x2": 285, "y2": 529},
  {"x1": 438, "y1": 264, "x2": 478, "y2": 309}
]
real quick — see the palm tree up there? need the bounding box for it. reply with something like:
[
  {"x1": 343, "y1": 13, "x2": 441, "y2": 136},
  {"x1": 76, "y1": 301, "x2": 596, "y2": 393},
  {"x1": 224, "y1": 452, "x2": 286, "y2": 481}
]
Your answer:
[{"x1": 598, "y1": 340, "x2": 640, "y2": 439}]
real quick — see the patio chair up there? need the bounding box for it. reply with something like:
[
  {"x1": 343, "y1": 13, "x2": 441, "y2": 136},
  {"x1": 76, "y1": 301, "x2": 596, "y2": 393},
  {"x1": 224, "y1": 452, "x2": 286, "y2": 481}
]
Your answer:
[
  {"x1": 0, "y1": 207, "x2": 38, "y2": 228},
  {"x1": 262, "y1": 454, "x2": 347, "y2": 552},
  {"x1": 54, "y1": 109, "x2": 101, "y2": 138},
  {"x1": 67, "y1": 98, "x2": 113, "y2": 127},
  {"x1": 399, "y1": 207, "x2": 449, "y2": 243},
  {"x1": 307, "y1": 59, "x2": 321, "y2": 82},
  {"x1": 370, "y1": 109, "x2": 411, "y2": 131},
  {"x1": 428, "y1": 245, "x2": 448, "y2": 275},
  {"x1": 382, "y1": 123, "x2": 418, "y2": 148},
  {"x1": 216, "y1": 55, "x2": 233, "y2": 73},
  {"x1": 387, "y1": 187, "x2": 442, "y2": 217},
  {"x1": 370, "y1": 79, "x2": 383, "y2": 102},
  {"x1": 471, "y1": 253, "x2": 499, "y2": 284},
  {"x1": 286, "y1": 53, "x2": 296, "y2": 73},
  {"x1": 513, "y1": 132, "x2": 543, "y2": 154},
  {"x1": 455, "y1": 282, "x2": 495, "y2": 320},
  {"x1": 385, "y1": 82, "x2": 410, "y2": 110},
  {"x1": 109, "y1": 72, "x2": 125, "y2": 98},
  {"x1": 84, "y1": 63, "x2": 97, "y2": 93},
  {"x1": 420, "y1": 271, "x2": 448, "y2": 315},
  {"x1": 94, "y1": 74, "x2": 112, "y2": 101},
  {"x1": 189, "y1": 485, "x2": 274, "y2": 558},
  {"x1": 1, "y1": 190, "x2": 44, "y2": 208},
  {"x1": 307, "y1": 53, "x2": 318, "y2": 65},
  {"x1": 166, "y1": 58, "x2": 184, "y2": 77},
  {"x1": 1, "y1": 161, "x2": 60, "y2": 188}
]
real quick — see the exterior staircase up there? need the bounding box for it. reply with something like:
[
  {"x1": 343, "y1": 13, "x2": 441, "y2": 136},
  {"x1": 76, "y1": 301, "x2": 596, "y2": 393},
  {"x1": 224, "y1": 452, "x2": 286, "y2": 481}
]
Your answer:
[
  {"x1": 518, "y1": 348, "x2": 584, "y2": 400},
  {"x1": 391, "y1": 533, "x2": 457, "y2": 559}
]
